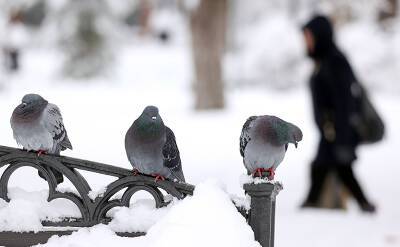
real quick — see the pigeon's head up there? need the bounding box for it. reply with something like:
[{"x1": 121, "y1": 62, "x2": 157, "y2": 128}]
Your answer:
[
  {"x1": 14, "y1": 94, "x2": 48, "y2": 117},
  {"x1": 136, "y1": 105, "x2": 165, "y2": 132},
  {"x1": 132, "y1": 105, "x2": 165, "y2": 139},
  {"x1": 291, "y1": 125, "x2": 303, "y2": 148},
  {"x1": 143, "y1": 105, "x2": 160, "y2": 121}
]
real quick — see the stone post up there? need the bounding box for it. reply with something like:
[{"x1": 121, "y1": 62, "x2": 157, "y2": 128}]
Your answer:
[{"x1": 244, "y1": 182, "x2": 283, "y2": 247}]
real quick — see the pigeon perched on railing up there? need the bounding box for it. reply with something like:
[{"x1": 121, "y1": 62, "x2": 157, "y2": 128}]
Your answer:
[
  {"x1": 10, "y1": 94, "x2": 72, "y2": 183},
  {"x1": 125, "y1": 106, "x2": 185, "y2": 182},
  {"x1": 240, "y1": 115, "x2": 303, "y2": 180}
]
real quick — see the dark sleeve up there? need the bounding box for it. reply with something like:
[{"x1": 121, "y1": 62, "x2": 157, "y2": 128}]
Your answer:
[
  {"x1": 309, "y1": 80, "x2": 324, "y2": 132},
  {"x1": 326, "y1": 55, "x2": 357, "y2": 147}
]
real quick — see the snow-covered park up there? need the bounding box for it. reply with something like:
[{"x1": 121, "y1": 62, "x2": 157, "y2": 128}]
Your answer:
[{"x1": 0, "y1": 1, "x2": 400, "y2": 246}]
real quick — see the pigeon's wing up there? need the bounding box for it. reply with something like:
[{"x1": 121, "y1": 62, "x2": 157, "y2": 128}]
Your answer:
[
  {"x1": 43, "y1": 103, "x2": 72, "y2": 152},
  {"x1": 162, "y1": 127, "x2": 185, "y2": 182},
  {"x1": 240, "y1": 116, "x2": 257, "y2": 157}
]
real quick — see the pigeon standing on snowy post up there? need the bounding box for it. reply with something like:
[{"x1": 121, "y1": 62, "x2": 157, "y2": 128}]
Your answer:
[
  {"x1": 10, "y1": 94, "x2": 73, "y2": 184},
  {"x1": 240, "y1": 115, "x2": 303, "y2": 179},
  {"x1": 125, "y1": 106, "x2": 185, "y2": 182}
]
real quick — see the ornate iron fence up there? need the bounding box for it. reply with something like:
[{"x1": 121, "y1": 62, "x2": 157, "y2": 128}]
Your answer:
[{"x1": 0, "y1": 145, "x2": 282, "y2": 247}]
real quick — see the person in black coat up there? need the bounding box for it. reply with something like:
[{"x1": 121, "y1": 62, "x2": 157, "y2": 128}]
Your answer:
[{"x1": 301, "y1": 15, "x2": 376, "y2": 212}]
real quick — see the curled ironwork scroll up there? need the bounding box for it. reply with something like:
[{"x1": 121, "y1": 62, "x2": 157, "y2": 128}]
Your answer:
[{"x1": 0, "y1": 145, "x2": 195, "y2": 227}]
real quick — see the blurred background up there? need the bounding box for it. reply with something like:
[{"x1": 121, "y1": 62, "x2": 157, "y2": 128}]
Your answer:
[{"x1": 0, "y1": 0, "x2": 399, "y2": 246}]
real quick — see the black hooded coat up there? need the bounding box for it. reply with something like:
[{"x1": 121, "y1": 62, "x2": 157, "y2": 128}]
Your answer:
[{"x1": 304, "y1": 16, "x2": 359, "y2": 165}]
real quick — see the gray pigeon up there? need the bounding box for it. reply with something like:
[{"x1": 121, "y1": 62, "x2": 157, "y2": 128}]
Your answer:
[
  {"x1": 125, "y1": 106, "x2": 185, "y2": 182},
  {"x1": 10, "y1": 94, "x2": 72, "y2": 183},
  {"x1": 240, "y1": 115, "x2": 302, "y2": 180}
]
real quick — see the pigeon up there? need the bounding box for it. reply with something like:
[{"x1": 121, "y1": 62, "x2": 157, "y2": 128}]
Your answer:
[
  {"x1": 240, "y1": 115, "x2": 302, "y2": 180},
  {"x1": 125, "y1": 106, "x2": 185, "y2": 182},
  {"x1": 10, "y1": 94, "x2": 72, "y2": 183}
]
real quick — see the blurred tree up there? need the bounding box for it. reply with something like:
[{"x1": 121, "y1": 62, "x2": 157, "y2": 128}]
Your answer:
[
  {"x1": 58, "y1": 0, "x2": 114, "y2": 78},
  {"x1": 190, "y1": 0, "x2": 227, "y2": 110},
  {"x1": 124, "y1": 0, "x2": 153, "y2": 36},
  {"x1": 329, "y1": 1, "x2": 353, "y2": 25},
  {"x1": 379, "y1": 0, "x2": 398, "y2": 21},
  {"x1": 21, "y1": 0, "x2": 46, "y2": 28}
]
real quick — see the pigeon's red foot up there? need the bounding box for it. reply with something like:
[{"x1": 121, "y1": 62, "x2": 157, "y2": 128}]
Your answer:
[
  {"x1": 37, "y1": 150, "x2": 47, "y2": 157},
  {"x1": 253, "y1": 167, "x2": 275, "y2": 180},
  {"x1": 132, "y1": 169, "x2": 139, "y2": 176},
  {"x1": 152, "y1": 174, "x2": 166, "y2": 182},
  {"x1": 266, "y1": 167, "x2": 275, "y2": 180},
  {"x1": 253, "y1": 168, "x2": 267, "y2": 178}
]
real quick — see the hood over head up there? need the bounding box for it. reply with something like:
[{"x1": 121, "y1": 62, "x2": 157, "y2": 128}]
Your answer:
[{"x1": 303, "y1": 15, "x2": 336, "y2": 59}]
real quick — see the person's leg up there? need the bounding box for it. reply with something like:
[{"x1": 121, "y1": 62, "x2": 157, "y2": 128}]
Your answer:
[
  {"x1": 335, "y1": 165, "x2": 376, "y2": 212},
  {"x1": 302, "y1": 139, "x2": 332, "y2": 207},
  {"x1": 302, "y1": 162, "x2": 330, "y2": 206}
]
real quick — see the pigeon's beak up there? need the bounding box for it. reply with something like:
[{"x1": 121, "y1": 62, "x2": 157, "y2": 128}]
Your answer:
[
  {"x1": 295, "y1": 142, "x2": 298, "y2": 148},
  {"x1": 151, "y1": 116, "x2": 157, "y2": 121},
  {"x1": 20, "y1": 102, "x2": 27, "y2": 108}
]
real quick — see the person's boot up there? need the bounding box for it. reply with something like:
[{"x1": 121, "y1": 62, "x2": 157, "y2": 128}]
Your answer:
[
  {"x1": 360, "y1": 202, "x2": 376, "y2": 213},
  {"x1": 300, "y1": 200, "x2": 319, "y2": 208}
]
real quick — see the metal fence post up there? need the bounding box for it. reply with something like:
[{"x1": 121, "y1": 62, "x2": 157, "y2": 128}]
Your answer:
[{"x1": 244, "y1": 182, "x2": 283, "y2": 247}]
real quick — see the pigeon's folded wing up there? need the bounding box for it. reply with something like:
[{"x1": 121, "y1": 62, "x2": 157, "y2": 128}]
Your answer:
[
  {"x1": 240, "y1": 116, "x2": 257, "y2": 157},
  {"x1": 43, "y1": 103, "x2": 72, "y2": 151},
  {"x1": 162, "y1": 127, "x2": 185, "y2": 182}
]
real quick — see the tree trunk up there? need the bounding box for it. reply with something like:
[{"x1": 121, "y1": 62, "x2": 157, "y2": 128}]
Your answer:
[
  {"x1": 190, "y1": 0, "x2": 227, "y2": 110},
  {"x1": 331, "y1": 4, "x2": 353, "y2": 26},
  {"x1": 379, "y1": 0, "x2": 398, "y2": 21}
]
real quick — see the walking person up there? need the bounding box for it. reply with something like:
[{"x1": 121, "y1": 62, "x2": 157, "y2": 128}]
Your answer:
[{"x1": 300, "y1": 15, "x2": 376, "y2": 213}]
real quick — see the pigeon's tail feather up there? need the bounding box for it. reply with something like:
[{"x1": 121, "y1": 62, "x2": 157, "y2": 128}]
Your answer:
[
  {"x1": 171, "y1": 168, "x2": 185, "y2": 183},
  {"x1": 61, "y1": 133, "x2": 73, "y2": 150}
]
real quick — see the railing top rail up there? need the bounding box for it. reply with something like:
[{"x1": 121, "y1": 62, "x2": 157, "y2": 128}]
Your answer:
[{"x1": 0, "y1": 145, "x2": 195, "y2": 194}]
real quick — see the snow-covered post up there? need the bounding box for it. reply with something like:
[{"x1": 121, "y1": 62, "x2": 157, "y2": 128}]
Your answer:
[{"x1": 244, "y1": 182, "x2": 283, "y2": 247}]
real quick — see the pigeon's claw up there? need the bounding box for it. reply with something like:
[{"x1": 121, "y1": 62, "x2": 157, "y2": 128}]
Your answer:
[
  {"x1": 266, "y1": 167, "x2": 275, "y2": 180},
  {"x1": 132, "y1": 169, "x2": 139, "y2": 176},
  {"x1": 253, "y1": 168, "x2": 266, "y2": 178},
  {"x1": 253, "y1": 167, "x2": 275, "y2": 180},
  {"x1": 152, "y1": 174, "x2": 166, "y2": 182},
  {"x1": 37, "y1": 150, "x2": 47, "y2": 157}
]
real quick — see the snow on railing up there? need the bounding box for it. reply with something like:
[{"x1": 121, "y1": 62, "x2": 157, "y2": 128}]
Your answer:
[{"x1": 0, "y1": 145, "x2": 281, "y2": 247}]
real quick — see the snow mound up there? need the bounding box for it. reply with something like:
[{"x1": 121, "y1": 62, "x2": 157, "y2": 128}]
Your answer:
[
  {"x1": 108, "y1": 199, "x2": 172, "y2": 233},
  {"x1": 0, "y1": 188, "x2": 80, "y2": 232},
  {"x1": 38, "y1": 180, "x2": 260, "y2": 247},
  {"x1": 142, "y1": 180, "x2": 260, "y2": 247}
]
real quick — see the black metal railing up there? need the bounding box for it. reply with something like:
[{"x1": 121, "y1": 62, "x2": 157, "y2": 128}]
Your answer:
[{"x1": 0, "y1": 145, "x2": 281, "y2": 247}]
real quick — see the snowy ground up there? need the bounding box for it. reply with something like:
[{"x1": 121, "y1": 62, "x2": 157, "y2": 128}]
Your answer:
[{"x1": 0, "y1": 38, "x2": 399, "y2": 247}]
